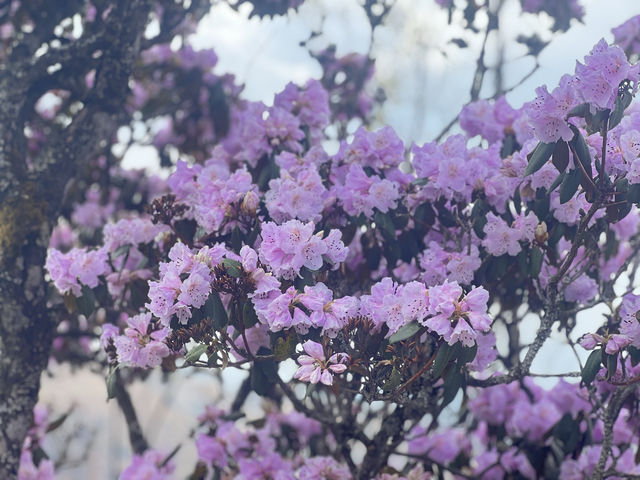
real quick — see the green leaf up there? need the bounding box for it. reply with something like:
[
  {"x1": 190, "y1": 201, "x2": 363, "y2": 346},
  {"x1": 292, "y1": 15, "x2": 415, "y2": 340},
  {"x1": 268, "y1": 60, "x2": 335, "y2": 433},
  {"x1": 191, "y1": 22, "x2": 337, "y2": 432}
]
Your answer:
[
  {"x1": 548, "y1": 172, "x2": 565, "y2": 194},
  {"x1": 628, "y1": 184, "x2": 640, "y2": 204},
  {"x1": 609, "y1": 83, "x2": 634, "y2": 130},
  {"x1": 185, "y1": 344, "x2": 208, "y2": 363},
  {"x1": 586, "y1": 109, "x2": 611, "y2": 135},
  {"x1": 389, "y1": 321, "x2": 421, "y2": 344},
  {"x1": 135, "y1": 254, "x2": 149, "y2": 270},
  {"x1": 221, "y1": 258, "x2": 242, "y2": 278},
  {"x1": 129, "y1": 278, "x2": 149, "y2": 310},
  {"x1": 63, "y1": 292, "x2": 77, "y2": 313},
  {"x1": 398, "y1": 231, "x2": 420, "y2": 263},
  {"x1": 251, "y1": 357, "x2": 278, "y2": 396},
  {"x1": 31, "y1": 445, "x2": 50, "y2": 466},
  {"x1": 441, "y1": 367, "x2": 465, "y2": 409},
  {"x1": 77, "y1": 285, "x2": 96, "y2": 317},
  {"x1": 374, "y1": 210, "x2": 396, "y2": 241},
  {"x1": 204, "y1": 292, "x2": 228, "y2": 329},
  {"x1": 530, "y1": 246, "x2": 543, "y2": 278},
  {"x1": 581, "y1": 349, "x2": 602, "y2": 386},
  {"x1": 553, "y1": 413, "x2": 581, "y2": 455},
  {"x1": 392, "y1": 211, "x2": 410, "y2": 230},
  {"x1": 471, "y1": 199, "x2": 490, "y2": 238},
  {"x1": 273, "y1": 331, "x2": 297, "y2": 361},
  {"x1": 500, "y1": 133, "x2": 517, "y2": 159},
  {"x1": 414, "y1": 203, "x2": 435, "y2": 233},
  {"x1": 431, "y1": 342, "x2": 453, "y2": 379},
  {"x1": 605, "y1": 352, "x2": 618, "y2": 380},
  {"x1": 559, "y1": 168, "x2": 580, "y2": 204},
  {"x1": 458, "y1": 344, "x2": 478, "y2": 364},
  {"x1": 46, "y1": 411, "x2": 70, "y2": 433},
  {"x1": 488, "y1": 254, "x2": 509, "y2": 280},
  {"x1": 242, "y1": 301, "x2": 259, "y2": 328},
  {"x1": 411, "y1": 177, "x2": 429, "y2": 186},
  {"x1": 552, "y1": 140, "x2": 570, "y2": 173},
  {"x1": 437, "y1": 203, "x2": 457, "y2": 227},
  {"x1": 629, "y1": 346, "x2": 640, "y2": 367},
  {"x1": 548, "y1": 223, "x2": 565, "y2": 247},
  {"x1": 384, "y1": 367, "x2": 402, "y2": 393},
  {"x1": 524, "y1": 141, "x2": 555, "y2": 176},
  {"x1": 569, "y1": 126, "x2": 593, "y2": 180},
  {"x1": 105, "y1": 365, "x2": 120, "y2": 400},
  {"x1": 532, "y1": 192, "x2": 550, "y2": 219},
  {"x1": 231, "y1": 226, "x2": 242, "y2": 252},
  {"x1": 112, "y1": 244, "x2": 131, "y2": 258},
  {"x1": 566, "y1": 102, "x2": 590, "y2": 119},
  {"x1": 364, "y1": 244, "x2": 381, "y2": 270}
]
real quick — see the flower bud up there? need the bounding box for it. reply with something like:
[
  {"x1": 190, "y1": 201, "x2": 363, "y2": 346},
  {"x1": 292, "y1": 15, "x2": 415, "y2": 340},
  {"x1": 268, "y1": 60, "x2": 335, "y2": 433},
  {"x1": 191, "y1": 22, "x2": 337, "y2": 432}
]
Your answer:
[
  {"x1": 534, "y1": 222, "x2": 548, "y2": 245},
  {"x1": 241, "y1": 191, "x2": 260, "y2": 215}
]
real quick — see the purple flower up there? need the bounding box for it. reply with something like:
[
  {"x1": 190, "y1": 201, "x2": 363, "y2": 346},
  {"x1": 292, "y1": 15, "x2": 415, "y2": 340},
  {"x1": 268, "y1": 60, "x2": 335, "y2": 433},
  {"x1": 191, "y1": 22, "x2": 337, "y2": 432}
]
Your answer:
[
  {"x1": 113, "y1": 313, "x2": 171, "y2": 368},
  {"x1": 45, "y1": 247, "x2": 110, "y2": 296},
  {"x1": 523, "y1": 75, "x2": 579, "y2": 143},
  {"x1": 236, "y1": 452, "x2": 295, "y2": 480},
  {"x1": 619, "y1": 293, "x2": 640, "y2": 347},
  {"x1": 100, "y1": 323, "x2": 119, "y2": 351},
  {"x1": 408, "y1": 426, "x2": 470, "y2": 464},
  {"x1": 259, "y1": 220, "x2": 347, "y2": 279},
  {"x1": 423, "y1": 282, "x2": 491, "y2": 347},
  {"x1": 299, "y1": 283, "x2": 359, "y2": 337},
  {"x1": 294, "y1": 340, "x2": 348, "y2": 385},
  {"x1": 297, "y1": 456, "x2": 353, "y2": 480},
  {"x1": 612, "y1": 15, "x2": 640, "y2": 56},
  {"x1": 506, "y1": 397, "x2": 562, "y2": 442},
  {"x1": 482, "y1": 212, "x2": 525, "y2": 256},
  {"x1": 119, "y1": 449, "x2": 175, "y2": 480},
  {"x1": 18, "y1": 450, "x2": 55, "y2": 480},
  {"x1": 575, "y1": 39, "x2": 639, "y2": 111},
  {"x1": 266, "y1": 167, "x2": 327, "y2": 223}
]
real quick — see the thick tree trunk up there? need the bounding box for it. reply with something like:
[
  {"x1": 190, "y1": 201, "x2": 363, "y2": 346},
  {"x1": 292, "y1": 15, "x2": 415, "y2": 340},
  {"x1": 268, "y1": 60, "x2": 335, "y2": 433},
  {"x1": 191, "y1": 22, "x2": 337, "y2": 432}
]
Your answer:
[{"x1": 0, "y1": 1, "x2": 152, "y2": 476}]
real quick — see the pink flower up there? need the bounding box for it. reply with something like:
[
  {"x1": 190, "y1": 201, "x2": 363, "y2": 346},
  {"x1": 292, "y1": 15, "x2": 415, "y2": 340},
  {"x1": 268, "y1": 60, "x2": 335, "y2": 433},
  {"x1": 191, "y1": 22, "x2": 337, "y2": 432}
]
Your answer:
[
  {"x1": 619, "y1": 293, "x2": 640, "y2": 348},
  {"x1": 259, "y1": 220, "x2": 347, "y2": 279},
  {"x1": 45, "y1": 247, "x2": 110, "y2": 296},
  {"x1": 423, "y1": 281, "x2": 491, "y2": 347},
  {"x1": 299, "y1": 283, "x2": 359, "y2": 337},
  {"x1": 297, "y1": 456, "x2": 352, "y2": 480},
  {"x1": 119, "y1": 449, "x2": 175, "y2": 480},
  {"x1": 113, "y1": 313, "x2": 171, "y2": 369},
  {"x1": 294, "y1": 340, "x2": 348, "y2": 386},
  {"x1": 482, "y1": 212, "x2": 523, "y2": 256},
  {"x1": 18, "y1": 450, "x2": 55, "y2": 480}
]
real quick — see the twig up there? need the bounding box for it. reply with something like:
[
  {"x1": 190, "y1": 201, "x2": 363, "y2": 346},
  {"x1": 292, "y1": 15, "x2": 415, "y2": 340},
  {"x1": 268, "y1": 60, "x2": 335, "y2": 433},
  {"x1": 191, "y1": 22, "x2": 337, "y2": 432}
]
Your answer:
[{"x1": 113, "y1": 369, "x2": 148, "y2": 454}]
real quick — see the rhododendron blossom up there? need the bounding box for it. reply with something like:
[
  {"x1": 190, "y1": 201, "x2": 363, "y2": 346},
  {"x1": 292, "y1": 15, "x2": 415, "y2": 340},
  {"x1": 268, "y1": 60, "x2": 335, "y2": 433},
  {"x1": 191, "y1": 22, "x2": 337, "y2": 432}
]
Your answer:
[
  {"x1": 294, "y1": 340, "x2": 348, "y2": 385},
  {"x1": 17, "y1": 3, "x2": 640, "y2": 480}
]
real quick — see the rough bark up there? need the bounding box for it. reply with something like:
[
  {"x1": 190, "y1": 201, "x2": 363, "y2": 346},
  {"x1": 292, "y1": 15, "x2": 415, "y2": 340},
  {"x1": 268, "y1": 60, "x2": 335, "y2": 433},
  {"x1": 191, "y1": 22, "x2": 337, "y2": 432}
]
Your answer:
[{"x1": 0, "y1": 1, "x2": 152, "y2": 476}]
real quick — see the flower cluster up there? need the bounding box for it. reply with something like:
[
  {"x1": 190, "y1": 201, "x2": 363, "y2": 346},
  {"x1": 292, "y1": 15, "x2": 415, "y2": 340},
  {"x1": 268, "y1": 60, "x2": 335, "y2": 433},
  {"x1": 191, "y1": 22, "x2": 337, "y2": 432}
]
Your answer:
[
  {"x1": 294, "y1": 340, "x2": 348, "y2": 385},
  {"x1": 147, "y1": 242, "x2": 228, "y2": 324},
  {"x1": 482, "y1": 211, "x2": 538, "y2": 257},
  {"x1": 423, "y1": 281, "x2": 492, "y2": 347},
  {"x1": 419, "y1": 240, "x2": 481, "y2": 286},
  {"x1": 613, "y1": 15, "x2": 640, "y2": 57},
  {"x1": 38, "y1": 19, "x2": 640, "y2": 480},
  {"x1": 18, "y1": 405, "x2": 55, "y2": 480},
  {"x1": 167, "y1": 155, "x2": 256, "y2": 234},
  {"x1": 258, "y1": 220, "x2": 347, "y2": 279},
  {"x1": 108, "y1": 313, "x2": 171, "y2": 368},
  {"x1": 45, "y1": 247, "x2": 110, "y2": 296}
]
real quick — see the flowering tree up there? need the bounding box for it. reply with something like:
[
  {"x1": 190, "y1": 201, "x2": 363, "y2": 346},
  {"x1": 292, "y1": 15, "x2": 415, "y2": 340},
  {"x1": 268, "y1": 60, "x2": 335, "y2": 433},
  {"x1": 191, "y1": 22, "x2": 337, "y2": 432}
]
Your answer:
[{"x1": 4, "y1": 0, "x2": 640, "y2": 479}]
